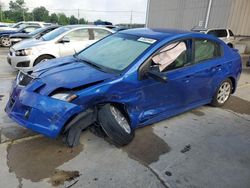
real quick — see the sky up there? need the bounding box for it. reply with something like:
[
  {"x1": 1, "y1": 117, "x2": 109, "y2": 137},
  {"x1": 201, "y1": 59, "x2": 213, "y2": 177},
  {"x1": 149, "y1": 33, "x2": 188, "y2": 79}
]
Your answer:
[{"x1": 0, "y1": 0, "x2": 148, "y2": 24}]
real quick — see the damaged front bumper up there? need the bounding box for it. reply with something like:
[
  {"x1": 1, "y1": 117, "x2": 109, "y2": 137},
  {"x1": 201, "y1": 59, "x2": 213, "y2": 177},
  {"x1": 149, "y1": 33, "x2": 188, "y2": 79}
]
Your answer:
[{"x1": 5, "y1": 82, "x2": 85, "y2": 138}]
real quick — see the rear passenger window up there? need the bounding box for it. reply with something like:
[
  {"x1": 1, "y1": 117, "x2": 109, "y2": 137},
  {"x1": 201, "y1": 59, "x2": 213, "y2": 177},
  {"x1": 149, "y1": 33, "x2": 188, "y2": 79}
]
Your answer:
[
  {"x1": 194, "y1": 39, "x2": 222, "y2": 63},
  {"x1": 94, "y1": 29, "x2": 111, "y2": 40}
]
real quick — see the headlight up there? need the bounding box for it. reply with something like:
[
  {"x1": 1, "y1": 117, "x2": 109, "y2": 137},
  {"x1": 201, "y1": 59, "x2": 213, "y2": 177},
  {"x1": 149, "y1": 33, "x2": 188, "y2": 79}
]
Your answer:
[
  {"x1": 51, "y1": 92, "x2": 78, "y2": 102},
  {"x1": 15, "y1": 49, "x2": 33, "y2": 56}
]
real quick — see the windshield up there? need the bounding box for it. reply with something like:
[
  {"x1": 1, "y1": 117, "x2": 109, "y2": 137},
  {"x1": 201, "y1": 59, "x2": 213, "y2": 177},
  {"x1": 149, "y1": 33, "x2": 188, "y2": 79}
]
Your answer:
[
  {"x1": 11, "y1": 22, "x2": 23, "y2": 28},
  {"x1": 77, "y1": 34, "x2": 153, "y2": 72},
  {"x1": 42, "y1": 27, "x2": 70, "y2": 41},
  {"x1": 29, "y1": 27, "x2": 44, "y2": 36}
]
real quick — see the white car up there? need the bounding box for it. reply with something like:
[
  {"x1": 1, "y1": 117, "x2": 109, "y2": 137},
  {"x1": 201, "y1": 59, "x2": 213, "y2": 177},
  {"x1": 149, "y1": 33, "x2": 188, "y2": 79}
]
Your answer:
[
  {"x1": 193, "y1": 28, "x2": 235, "y2": 48},
  {"x1": 0, "y1": 21, "x2": 52, "y2": 31},
  {"x1": 7, "y1": 25, "x2": 114, "y2": 70}
]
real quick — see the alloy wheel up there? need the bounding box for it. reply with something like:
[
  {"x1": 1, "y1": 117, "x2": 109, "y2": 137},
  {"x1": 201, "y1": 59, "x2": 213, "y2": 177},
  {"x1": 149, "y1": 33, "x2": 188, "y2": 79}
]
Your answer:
[
  {"x1": 110, "y1": 105, "x2": 131, "y2": 134},
  {"x1": 1, "y1": 37, "x2": 11, "y2": 47},
  {"x1": 217, "y1": 82, "x2": 231, "y2": 104}
]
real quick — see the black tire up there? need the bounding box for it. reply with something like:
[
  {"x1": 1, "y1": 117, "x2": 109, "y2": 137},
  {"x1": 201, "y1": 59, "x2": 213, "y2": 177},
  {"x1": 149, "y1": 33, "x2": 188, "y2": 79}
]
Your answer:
[
  {"x1": 34, "y1": 55, "x2": 54, "y2": 66},
  {"x1": 98, "y1": 104, "x2": 134, "y2": 146},
  {"x1": 211, "y1": 78, "x2": 232, "y2": 107}
]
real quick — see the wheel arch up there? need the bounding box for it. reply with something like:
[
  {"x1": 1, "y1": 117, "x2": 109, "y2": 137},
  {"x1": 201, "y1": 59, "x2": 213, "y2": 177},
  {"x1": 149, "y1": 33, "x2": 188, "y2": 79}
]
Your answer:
[
  {"x1": 228, "y1": 76, "x2": 236, "y2": 93},
  {"x1": 33, "y1": 54, "x2": 56, "y2": 66},
  {"x1": 97, "y1": 102, "x2": 132, "y2": 124}
]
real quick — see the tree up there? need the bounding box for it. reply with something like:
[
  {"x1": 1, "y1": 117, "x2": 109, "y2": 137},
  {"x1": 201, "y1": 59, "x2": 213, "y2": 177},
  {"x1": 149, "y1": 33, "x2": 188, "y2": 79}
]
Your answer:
[
  {"x1": 57, "y1": 13, "x2": 69, "y2": 25},
  {"x1": 50, "y1": 13, "x2": 58, "y2": 23},
  {"x1": 9, "y1": 0, "x2": 28, "y2": 21},
  {"x1": 69, "y1": 15, "x2": 78, "y2": 24},
  {"x1": 79, "y1": 18, "x2": 87, "y2": 24},
  {"x1": 32, "y1": 6, "x2": 49, "y2": 22}
]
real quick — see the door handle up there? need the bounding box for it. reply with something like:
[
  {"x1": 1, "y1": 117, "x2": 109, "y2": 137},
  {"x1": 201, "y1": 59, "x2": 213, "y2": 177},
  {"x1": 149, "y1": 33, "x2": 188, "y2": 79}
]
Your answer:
[
  {"x1": 183, "y1": 75, "x2": 193, "y2": 83},
  {"x1": 211, "y1": 65, "x2": 222, "y2": 72}
]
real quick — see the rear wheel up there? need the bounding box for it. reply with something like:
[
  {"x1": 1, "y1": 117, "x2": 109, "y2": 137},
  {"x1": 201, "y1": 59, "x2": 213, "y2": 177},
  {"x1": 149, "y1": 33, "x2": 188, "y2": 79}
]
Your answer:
[
  {"x1": 1, "y1": 36, "x2": 11, "y2": 47},
  {"x1": 211, "y1": 78, "x2": 232, "y2": 107},
  {"x1": 34, "y1": 55, "x2": 54, "y2": 66},
  {"x1": 98, "y1": 104, "x2": 134, "y2": 146}
]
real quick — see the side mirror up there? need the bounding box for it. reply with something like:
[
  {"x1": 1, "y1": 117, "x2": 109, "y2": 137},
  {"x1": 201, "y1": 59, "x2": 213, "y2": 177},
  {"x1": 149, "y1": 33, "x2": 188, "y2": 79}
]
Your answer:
[
  {"x1": 60, "y1": 37, "x2": 70, "y2": 43},
  {"x1": 146, "y1": 67, "x2": 168, "y2": 83}
]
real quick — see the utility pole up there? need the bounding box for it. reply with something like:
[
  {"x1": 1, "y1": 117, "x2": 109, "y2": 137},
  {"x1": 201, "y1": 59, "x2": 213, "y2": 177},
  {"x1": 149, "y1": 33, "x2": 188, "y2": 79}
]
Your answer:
[
  {"x1": 130, "y1": 10, "x2": 133, "y2": 28},
  {"x1": 22, "y1": 9, "x2": 25, "y2": 21},
  {"x1": 77, "y1": 9, "x2": 80, "y2": 24}
]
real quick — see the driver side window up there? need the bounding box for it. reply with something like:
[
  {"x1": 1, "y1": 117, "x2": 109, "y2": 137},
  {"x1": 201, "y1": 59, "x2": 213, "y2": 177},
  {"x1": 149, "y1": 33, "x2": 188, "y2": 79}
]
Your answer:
[
  {"x1": 151, "y1": 40, "x2": 191, "y2": 72},
  {"x1": 64, "y1": 29, "x2": 89, "y2": 42}
]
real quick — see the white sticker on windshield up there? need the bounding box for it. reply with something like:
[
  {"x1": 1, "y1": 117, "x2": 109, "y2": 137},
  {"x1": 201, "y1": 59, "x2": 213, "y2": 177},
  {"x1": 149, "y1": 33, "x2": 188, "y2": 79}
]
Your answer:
[{"x1": 138, "y1": 37, "x2": 156, "y2": 44}]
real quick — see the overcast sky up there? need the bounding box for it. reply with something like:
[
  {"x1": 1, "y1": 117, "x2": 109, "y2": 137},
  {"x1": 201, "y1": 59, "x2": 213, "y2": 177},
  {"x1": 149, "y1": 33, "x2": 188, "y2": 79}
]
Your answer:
[{"x1": 0, "y1": 0, "x2": 148, "y2": 24}]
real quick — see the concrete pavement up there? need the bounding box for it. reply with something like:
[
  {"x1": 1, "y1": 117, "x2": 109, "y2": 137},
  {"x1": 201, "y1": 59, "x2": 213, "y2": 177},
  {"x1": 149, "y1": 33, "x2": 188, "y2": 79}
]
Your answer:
[{"x1": 0, "y1": 48, "x2": 249, "y2": 188}]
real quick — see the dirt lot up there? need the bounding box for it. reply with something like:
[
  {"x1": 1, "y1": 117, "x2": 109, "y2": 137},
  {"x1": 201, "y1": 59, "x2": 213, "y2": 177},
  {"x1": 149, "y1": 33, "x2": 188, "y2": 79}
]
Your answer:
[{"x1": 0, "y1": 48, "x2": 250, "y2": 188}]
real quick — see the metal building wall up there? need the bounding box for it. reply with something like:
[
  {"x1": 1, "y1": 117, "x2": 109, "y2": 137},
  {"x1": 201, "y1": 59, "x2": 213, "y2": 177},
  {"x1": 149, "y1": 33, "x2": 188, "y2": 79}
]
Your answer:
[
  {"x1": 147, "y1": 0, "x2": 209, "y2": 30},
  {"x1": 147, "y1": 0, "x2": 250, "y2": 35},
  {"x1": 227, "y1": 0, "x2": 250, "y2": 35}
]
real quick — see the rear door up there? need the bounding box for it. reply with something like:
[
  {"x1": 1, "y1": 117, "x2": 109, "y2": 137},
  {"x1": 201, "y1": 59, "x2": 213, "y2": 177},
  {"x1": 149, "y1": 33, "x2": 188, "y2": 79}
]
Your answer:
[{"x1": 191, "y1": 38, "x2": 224, "y2": 100}]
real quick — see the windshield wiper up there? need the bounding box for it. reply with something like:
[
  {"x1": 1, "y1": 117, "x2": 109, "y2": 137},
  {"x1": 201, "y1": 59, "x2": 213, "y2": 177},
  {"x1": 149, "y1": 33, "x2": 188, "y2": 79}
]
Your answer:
[{"x1": 73, "y1": 55, "x2": 106, "y2": 72}]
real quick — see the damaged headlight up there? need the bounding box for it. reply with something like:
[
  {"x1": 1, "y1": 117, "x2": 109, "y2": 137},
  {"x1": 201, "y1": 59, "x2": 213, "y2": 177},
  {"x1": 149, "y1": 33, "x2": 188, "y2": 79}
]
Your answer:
[
  {"x1": 15, "y1": 48, "x2": 33, "y2": 56},
  {"x1": 51, "y1": 92, "x2": 78, "y2": 102}
]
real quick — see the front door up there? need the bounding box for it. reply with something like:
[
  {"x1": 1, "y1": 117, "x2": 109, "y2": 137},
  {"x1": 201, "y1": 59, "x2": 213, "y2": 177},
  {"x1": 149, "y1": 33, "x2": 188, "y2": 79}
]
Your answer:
[{"x1": 59, "y1": 28, "x2": 91, "y2": 56}]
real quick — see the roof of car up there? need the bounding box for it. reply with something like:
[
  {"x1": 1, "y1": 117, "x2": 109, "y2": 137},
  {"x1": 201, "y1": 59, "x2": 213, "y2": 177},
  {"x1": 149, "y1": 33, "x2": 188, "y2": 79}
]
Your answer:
[
  {"x1": 62, "y1": 24, "x2": 114, "y2": 30},
  {"x1": 119, "y1": 28, "x2": 193, "y2": 40}
]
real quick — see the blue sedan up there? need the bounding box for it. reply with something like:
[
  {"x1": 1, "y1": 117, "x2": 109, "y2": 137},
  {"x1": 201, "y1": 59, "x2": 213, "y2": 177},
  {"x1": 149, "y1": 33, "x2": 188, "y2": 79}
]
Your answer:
[
  {"x1": 5, "y1": 28, "x2": 242, "y2": 147},
  {"x1": 0, "y1": 25, "x2": 41, "y2": 47}
]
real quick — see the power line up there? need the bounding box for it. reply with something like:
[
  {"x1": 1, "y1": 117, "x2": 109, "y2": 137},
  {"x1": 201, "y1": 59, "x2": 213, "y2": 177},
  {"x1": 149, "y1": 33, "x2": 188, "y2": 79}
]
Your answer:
[{"x1": 1, "y1": 5, "x2": 145, "y2": 14}]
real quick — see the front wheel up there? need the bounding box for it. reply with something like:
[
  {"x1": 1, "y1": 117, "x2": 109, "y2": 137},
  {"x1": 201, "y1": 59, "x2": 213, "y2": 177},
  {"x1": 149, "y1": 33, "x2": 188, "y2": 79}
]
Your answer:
[
  {"x1": 211, "y1": 78, "x2": 232, "y2": 107},
  {"x1": 34, "y1": 55, "x2": 54, "y2": 66},
  {"x1": 98, "y1": 104, "x2": 134, "y2": 146},
  {"x1": 1, "y1": 37, "x2": 11, "y2": 47}
]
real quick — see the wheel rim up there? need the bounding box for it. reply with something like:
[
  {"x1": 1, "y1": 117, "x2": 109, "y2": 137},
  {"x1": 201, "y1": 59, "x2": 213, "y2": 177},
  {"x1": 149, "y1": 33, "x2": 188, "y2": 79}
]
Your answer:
[
  {"x1": 2, "y1": 37, "x2": 11, "y2": 46},
  {"x1": 217, "y1": 82, "x2": 231, "y2": 104},
  {"x1": 110, "y1": 105, "x2": 131, "y2": 134}
]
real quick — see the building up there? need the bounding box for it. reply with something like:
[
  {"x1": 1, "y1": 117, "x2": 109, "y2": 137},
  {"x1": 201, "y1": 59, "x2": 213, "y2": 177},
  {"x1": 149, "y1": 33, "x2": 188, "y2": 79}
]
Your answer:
[{"x1": 146, "y1": 0, "x2": 250, "y2": 35}]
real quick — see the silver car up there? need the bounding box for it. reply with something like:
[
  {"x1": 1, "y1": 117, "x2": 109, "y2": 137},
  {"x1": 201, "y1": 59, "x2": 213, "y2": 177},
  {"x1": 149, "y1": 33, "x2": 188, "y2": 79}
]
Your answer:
[{"x1": 7, "y1": 25, "x2": 114, "y2": 70}]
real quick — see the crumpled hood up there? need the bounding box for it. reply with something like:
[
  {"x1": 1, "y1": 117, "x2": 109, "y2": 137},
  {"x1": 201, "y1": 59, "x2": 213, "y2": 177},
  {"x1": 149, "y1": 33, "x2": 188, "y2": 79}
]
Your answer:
[
  {"x1": 12, "y1": 39, "x2": 49, "y2": 51},
  {"x1": 31, "y1": 56, "x2": 116, "y2": 94}
]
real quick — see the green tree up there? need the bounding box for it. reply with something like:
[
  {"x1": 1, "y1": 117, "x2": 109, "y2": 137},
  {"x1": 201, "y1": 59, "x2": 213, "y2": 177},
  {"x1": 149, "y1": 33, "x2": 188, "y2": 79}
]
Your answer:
[
  {"x1": 79, "y1": 18, "x2": 87, "y2": 24},
  {"x1": 32, "y1": 6, "x2": 49, "y2": 22},
  {"x1": 69, "y1": 15, "x2": 78, "y2": 24},
  {"x1": 9, "y1": 0, "x2": 28, "y2": 21},
  {"x1": 50, "y1": 13, "x2": 58, "y2": 23},
  {"x1": 57, "y1": 13, "x2": 69, "y2": 25}
]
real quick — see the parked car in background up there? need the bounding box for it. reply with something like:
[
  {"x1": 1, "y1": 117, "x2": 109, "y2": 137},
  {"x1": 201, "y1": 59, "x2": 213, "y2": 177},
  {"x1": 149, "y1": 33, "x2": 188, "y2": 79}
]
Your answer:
[
  {"x1": 0, "y1": 25, "x2": 41, "y2": 47},
  {"x1": 247, "y1": 56, "x2": 250, "y2": 67},
  {"x1": 0, "y1": 21, "x2": 52, "y2": 31},
  {"x1": 7, "y1": 25, "x2": 114, "y2": 70},
  {"x1": 10, "y1": 25, "x2": 60, "y2": 46},
  {"x1": 5, "y1": 28, "x2": 242, "y2": 147},
  {"x1": 192, "y1": 28, "x2": 235, "y2": 48}
]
